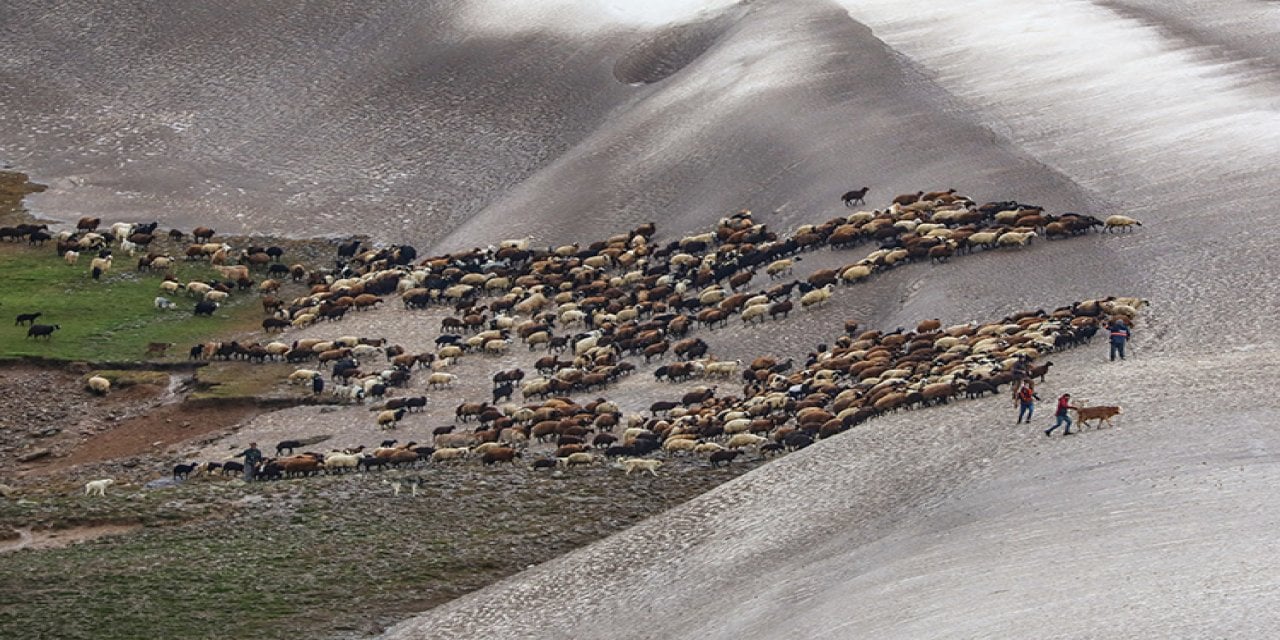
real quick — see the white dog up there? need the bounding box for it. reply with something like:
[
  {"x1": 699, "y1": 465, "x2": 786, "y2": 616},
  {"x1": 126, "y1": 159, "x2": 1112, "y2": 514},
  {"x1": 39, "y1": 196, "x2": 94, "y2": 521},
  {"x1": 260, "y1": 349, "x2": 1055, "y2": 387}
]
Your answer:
[
  {"x1": 154, "y1": 296, "x2": 177, "y2": 310},
  {"x1": 84, "y1": 478, "x2": 115, "y2": 497},
  {"x1": 621, "y1": 458, "x2": 663, "y2": 476}
]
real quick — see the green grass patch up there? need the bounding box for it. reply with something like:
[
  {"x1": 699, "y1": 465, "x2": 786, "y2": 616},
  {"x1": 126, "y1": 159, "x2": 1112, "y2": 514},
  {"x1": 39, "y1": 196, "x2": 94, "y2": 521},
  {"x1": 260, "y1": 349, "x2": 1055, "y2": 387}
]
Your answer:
[
  {"x1": 0, "y1": 244, "x2": 261, "y2": 363},
  {"x1": 190, "y1": 362, "x2": 292, "y2": 401}
]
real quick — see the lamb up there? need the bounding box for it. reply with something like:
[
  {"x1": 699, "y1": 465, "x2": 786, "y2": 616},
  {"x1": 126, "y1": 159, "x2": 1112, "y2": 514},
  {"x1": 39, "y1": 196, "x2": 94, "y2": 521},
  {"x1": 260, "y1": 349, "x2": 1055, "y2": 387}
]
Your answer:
[
  {"x1": 84, "y1": 478, "x2": 115, "y2": 497},
  {"x1": 86, "y1": 375, "x2": 111, "y2": 395},
  {"x1": 1104, "y1": 215, "x2": 1142, "y2": 232},
  {"x1": 621, "y1": 458, "x2": 663, "y2": 476}
]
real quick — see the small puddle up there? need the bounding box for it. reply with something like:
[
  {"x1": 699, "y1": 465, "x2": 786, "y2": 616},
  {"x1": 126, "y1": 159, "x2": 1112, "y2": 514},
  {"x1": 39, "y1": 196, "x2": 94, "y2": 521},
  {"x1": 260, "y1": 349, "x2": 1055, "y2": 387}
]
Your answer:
[{"x1": 0, "y1": 523, "x2": 142, "y2": 553}]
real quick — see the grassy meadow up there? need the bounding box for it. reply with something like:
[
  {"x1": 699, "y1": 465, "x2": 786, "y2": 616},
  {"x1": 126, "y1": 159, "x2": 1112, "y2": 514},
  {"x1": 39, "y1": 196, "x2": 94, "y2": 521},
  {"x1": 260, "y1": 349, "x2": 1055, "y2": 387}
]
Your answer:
[{"x1": 0, "y1": 242, "x2": 261, "y2": 362}]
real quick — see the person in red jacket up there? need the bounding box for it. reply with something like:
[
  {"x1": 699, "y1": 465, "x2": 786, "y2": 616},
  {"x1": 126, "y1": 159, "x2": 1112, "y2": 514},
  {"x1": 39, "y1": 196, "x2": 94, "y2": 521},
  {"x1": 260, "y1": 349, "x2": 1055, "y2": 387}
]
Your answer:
[
  {"x1": 1045, "y1": 393, "x2": 1073, "y2": 436},
  {"x1": 1015, "y1": 381, "x2": 1041, "y2": 424}
]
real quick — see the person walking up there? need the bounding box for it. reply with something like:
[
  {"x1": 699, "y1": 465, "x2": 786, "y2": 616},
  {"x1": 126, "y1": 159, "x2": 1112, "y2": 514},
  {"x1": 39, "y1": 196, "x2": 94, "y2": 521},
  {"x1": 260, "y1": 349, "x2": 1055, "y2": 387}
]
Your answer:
[
  {"x1": 1016, "y1": 381, "x2": 1041, "y2": 424},
  {"x1": 1108, "y1": 318, "x2": 1131, "y2": 361},
  {"x1": 237, "y1": 442, "x2": 263, "y2": 482},
  {"x1": 1045, "y1": 393, "x2": 1074, "y2": 436}
]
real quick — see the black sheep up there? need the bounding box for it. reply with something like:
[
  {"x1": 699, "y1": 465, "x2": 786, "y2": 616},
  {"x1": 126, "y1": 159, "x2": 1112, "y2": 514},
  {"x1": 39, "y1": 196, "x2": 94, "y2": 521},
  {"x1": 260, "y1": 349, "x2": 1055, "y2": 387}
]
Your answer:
[
  {"x1": 14, "y1": 312, "x2": 41, "y2": 326},
  {"x1": 275, "y1": 440, "x2": 303, "y2": 456},
  {"x1": 172, "y1": 463, "x2": 198, "y2": 480},
  {"x1": 193, "y1": 300, "x2": 218, "y2": 316},
  {"x1": 26, "y1": 324, "x2": 60, "y2": 340},
  {"x1": 709, "y1": 450, "x2": 742, "y2": 468}
]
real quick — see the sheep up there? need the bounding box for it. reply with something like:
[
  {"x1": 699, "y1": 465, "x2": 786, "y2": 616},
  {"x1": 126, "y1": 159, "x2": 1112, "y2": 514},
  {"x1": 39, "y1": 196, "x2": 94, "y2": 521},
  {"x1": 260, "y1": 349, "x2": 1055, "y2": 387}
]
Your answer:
[
  {"x1": 704, "y1": 360, "x2": 742, "y2": 378},
  {"x1": 204, "y1": 290, "x2": 230, "y2": 303},
  {"x1": 996, "y1": 231, "x2": 1037, "y2": 248},
  {"x1": 26, "y1": 324, "x2": 60, "y2": 340},
  {"x1": 154, "y1": 296, "x2": 177, "y2": 310},
  {"x1": 427, "y1": 372, "x2": 458, "y2": 389},
  {"x1": 1104, "y1": 215, "x2": 1142, "y2": 232},
  {"x1": 86, "y1": 375, "x2": 111, "y2": 395},
  {"x1": 766, "y1": 258, "x2": 797, "y2": 278},
  {"x1": 377, "y1": 408, "x2": 408, "y2": 429},
  {"x1": 839, "y1": 264, "x2": 872, "y2": 284},
  {"x1": 562, "y1": 452, "x2": 598, "y2": 467},
  {"x1": 431, "y1": 447, "x2": 470, "y2": 463},
  {"x1": 84, "y1": 478, "x2": 115, "y2": 497},
  {"x1": 662, "y1": 438, "x2": 699, "y2": 453},
  {"x1": 800, "y1": 284, "x2": 835, "y2": 308},
  {"x1": 185, "y1": 281, "x2": 212, "y2": 297},
  {"x1": 709, "y1": 449, "x2": 743, "y2": 467},
  {"x1": 172, "y1": 463, "x2": 198, "y2": 481},
  {"x1": 159, "y1": 280, "x2": 183, "y2": 295},
  {"x1": 63, "y1": 250, "x2": 79, "y2": 265},
  {"x1": 621, "y1": 458, "x2": 663, "y2": 476},
  {"x1": 289, "y1": 369, "x2": 321, "y2": 384},
  {"x1": 89, "y1": 255, "x2": 112, "y2": 280},
  {"x1": 726, "y1": 433, "x2": 768, "y2": 449},
  {"x1": 740, "y1": 304, "x2": 770, "y2": 325}
]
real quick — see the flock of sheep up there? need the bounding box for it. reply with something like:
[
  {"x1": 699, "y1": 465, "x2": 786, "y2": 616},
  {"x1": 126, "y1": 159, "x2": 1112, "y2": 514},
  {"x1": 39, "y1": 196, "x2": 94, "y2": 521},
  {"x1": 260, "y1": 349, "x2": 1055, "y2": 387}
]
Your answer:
[{"x1": 27, "y1": 189, "x2": 1144, "y2": 493}]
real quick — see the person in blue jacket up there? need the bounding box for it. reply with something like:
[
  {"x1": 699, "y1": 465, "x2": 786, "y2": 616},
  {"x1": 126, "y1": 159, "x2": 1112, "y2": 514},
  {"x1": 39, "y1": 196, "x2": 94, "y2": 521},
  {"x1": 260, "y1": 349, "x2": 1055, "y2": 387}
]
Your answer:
[{"x1": 1108, "y1": 318, "x2": 1131, "y2": 361}]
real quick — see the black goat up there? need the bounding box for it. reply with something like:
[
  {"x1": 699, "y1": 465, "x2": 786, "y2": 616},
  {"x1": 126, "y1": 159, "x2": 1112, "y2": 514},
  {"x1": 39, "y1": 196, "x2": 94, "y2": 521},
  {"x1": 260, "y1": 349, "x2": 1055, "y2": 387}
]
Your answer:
[
  {"x1": 172, "y1": 463, "x2": 198, "y2": 480},
  {"x1": 841, "y1": 187, "x2": 870, "y2": 207},
  {"x1": 14, "y1": 312, "x2": 41, "y2": 326}
]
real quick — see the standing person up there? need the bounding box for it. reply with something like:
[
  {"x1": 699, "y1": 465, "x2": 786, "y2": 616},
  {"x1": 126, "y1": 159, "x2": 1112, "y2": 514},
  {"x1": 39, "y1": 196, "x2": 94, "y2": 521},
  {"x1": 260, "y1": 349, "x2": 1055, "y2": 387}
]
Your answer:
[
  {"x1": 237, "y1": 442, "x2": 263, "y2": 482},
  {"x1": 1016, "y1": 381, "x2": 1041, "y2": 424},
  {"x1": 1108, "y1": 318, "x2": 1131, "y2": 361},
  {"x1": 1045, "y1": 393, "x2": 1073, "y2": 436}
]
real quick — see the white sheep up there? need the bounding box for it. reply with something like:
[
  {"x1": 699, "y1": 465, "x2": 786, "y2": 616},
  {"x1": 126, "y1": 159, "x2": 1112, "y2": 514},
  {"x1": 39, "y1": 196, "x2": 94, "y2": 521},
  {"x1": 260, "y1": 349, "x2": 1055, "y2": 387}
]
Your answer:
[
  {"x1": 1104, "y1": 215, "x2": 1142, "y2": 232},
  {"x1": 288, "y1": 369, "x2": 321, "y2": 384},
  {"x1": 693, "y1": 442, "x2": 727, "y2": 454},
  {"x1": 86, "y1": 375, "x2": 111, "y2": 395},
  {"x1": 766, "y1": 258, "x2": 795, "y2": 278},
  {"x1": 159, "y1": 280, "x2": 183, "y2": 294},
  {"x1": 800, "y1": 284, "x2": 835, "y2": 308},
  {"x1": 840, "y1": 264, "x2": 873, "y2": 284},
  {"x1": 431, "y1": 447, "x2": 470, "y2": 463},
  {"x1": 997, "y1": 231, "x2": 1037, "y2": 247},
  {"x1": 484, "y1": 339, "x2": 511, "y2": 354},
  {"x1": 185, "y1": 281, "x2": 212, "y2": 298},
  {"x1": 726, "y1": 433, "x2": 768, "y2": 449},
  {"x1": 89, "y1": 255, "x2": 112, "y2": 278},
  {"x1": 662, "y1": 438, "x2": 699, "y2": 453},
  {"x1": 63, "y1": 250, "x2": 79, "y2": 265},
  {"x1": 621, "y1": 458, "x2": 663, "y2": 476},
  {"x1": 427, "y1": 372, "x2": 458, "y2": 389},
  {"x1": 499, "y1": 235, "x2": 534, "y2": 251},
  {"x1": 84, "y1": 478, "x2": 115, "y2": 497},
  {"x1": 740, "y1": 304, "x2": 769, "y2": 325},
  {"x1": 704, "y1": 359, "x2": 742, "y2": 378}
]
